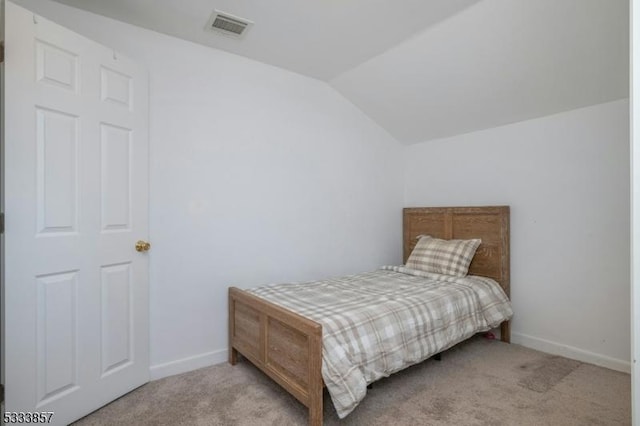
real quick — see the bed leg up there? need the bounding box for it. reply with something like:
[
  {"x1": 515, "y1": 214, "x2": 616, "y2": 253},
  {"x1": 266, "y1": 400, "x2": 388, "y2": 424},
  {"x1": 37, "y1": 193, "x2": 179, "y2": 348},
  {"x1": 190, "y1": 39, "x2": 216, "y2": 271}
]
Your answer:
[
  {"x1": 308, "y1": 331, "x2": 323, "y2": 426},
  {"x1": 500, "y1": 320, "x2": 511, "y2": 343},
  {"x1": 308, "y1": 380, "x2": 322, "y2": 426},
  {"x1": 229, "y1": 347, "x2": 238, "y2": 365},
  {"x1": 309, "y1": 399, "x2": 322, "y2": 426},
  {"x1": 228, "y1": 288, "x2": 238, "y2": 365}
]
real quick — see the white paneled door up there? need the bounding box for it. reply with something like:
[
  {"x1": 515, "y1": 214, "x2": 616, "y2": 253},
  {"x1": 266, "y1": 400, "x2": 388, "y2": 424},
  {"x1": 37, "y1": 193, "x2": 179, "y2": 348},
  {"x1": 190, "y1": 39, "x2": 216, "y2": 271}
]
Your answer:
[{"x1": 4, "y1": 2, "x2": 150, "y2": 425}]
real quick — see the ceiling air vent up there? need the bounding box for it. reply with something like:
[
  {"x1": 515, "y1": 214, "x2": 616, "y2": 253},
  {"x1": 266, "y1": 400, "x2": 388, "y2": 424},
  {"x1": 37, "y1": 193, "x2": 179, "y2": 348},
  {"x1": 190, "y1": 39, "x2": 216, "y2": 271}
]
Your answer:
[{"x1": 205, "y1": 10, "x2": 253, "y2": 39}]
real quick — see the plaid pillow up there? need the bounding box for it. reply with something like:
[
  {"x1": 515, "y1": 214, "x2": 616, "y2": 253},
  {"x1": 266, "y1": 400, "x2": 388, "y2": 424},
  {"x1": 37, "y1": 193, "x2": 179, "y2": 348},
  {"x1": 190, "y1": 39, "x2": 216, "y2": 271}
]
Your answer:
[{"x1": 406, "y1": 235, "x2": 481, "y2": 277}]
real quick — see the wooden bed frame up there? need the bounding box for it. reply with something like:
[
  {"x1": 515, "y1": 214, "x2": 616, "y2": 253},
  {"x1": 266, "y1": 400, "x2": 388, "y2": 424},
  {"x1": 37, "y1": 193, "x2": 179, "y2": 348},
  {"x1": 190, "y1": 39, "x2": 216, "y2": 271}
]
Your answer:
[{"x1": 228, "y1": 206, "x2": 510, "y2": 426}]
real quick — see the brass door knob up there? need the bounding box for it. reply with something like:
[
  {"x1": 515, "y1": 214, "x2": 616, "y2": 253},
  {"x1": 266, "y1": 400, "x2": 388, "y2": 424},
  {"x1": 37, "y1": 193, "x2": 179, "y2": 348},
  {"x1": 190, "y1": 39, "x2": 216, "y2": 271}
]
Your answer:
[{"x1": 135, "y1": 240, "x2": 151, "y2": 252}]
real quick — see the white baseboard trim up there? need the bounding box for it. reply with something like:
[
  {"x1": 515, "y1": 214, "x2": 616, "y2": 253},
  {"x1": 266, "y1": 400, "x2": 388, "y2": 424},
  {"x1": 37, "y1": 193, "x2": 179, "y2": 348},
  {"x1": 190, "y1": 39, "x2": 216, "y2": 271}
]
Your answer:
[
  {"x1": 149, "y1": 348, "x2": 228, "y2": 380},
  {"x1": 512, "y1": 332, "x2": 631, "y2": 374},
  {"x1": 149, "y1": 334, "x2": 632, "y2": 381}
]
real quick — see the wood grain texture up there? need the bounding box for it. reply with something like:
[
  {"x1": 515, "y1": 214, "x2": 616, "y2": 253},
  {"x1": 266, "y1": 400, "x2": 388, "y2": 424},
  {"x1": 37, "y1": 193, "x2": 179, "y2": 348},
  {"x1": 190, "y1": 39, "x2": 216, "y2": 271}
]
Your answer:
[
  {"x1": 403, "y1": 206, "x2": 511, "y2": 342},
  {"x1": 229, "y1": 206, "x2": 511, "y2": 425},
  {"x1": 228, "y1": 287, "x2": 323, "y2": 426}
]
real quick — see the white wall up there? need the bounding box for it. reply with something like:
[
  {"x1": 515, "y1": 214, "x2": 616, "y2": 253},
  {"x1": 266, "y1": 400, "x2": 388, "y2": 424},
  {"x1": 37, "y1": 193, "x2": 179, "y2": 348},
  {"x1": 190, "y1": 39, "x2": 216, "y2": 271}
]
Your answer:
[
  {"x1": 14, "y1": 0, "x2": 404, "y2": 377},
  {"x1": 405, "y1": 99, "x2": 630, "y2": 371}
]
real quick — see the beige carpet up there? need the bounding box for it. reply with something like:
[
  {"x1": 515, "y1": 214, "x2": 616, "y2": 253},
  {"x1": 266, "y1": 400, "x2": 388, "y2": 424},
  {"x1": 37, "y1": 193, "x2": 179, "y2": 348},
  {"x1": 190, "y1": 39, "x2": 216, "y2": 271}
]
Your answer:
[{"x1": 74, "y1": 336, "x2": 630, "y2": 425}]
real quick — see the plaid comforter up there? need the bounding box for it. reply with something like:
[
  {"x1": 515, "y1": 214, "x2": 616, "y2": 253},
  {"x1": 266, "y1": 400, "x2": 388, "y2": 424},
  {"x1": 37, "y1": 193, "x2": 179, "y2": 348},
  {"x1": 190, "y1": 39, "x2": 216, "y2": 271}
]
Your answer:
[{"x1": 248, "y1": 266, "x2": 513, "y2": 418}]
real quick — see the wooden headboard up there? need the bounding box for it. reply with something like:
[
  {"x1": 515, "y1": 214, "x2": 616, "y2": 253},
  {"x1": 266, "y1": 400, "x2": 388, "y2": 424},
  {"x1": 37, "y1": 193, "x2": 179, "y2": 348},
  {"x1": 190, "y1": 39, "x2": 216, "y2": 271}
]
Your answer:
[{"x1": 403, "y1": 206, "x2": 510, "y2": 299}]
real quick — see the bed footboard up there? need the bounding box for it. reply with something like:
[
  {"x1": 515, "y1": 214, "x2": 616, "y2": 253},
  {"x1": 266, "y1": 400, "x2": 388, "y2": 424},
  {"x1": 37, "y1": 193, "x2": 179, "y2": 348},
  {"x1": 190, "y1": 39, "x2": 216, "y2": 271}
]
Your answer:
[{"x1": 229, "y1": 287, "x2": 323, "y2": 426}]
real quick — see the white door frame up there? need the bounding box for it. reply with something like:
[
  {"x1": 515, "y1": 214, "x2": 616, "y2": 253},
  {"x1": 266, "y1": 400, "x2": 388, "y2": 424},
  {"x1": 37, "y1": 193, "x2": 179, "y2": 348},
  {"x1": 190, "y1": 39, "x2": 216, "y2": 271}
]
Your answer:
[{"x1": 1, "y1": 0, "x2": 6, "y2": 415}]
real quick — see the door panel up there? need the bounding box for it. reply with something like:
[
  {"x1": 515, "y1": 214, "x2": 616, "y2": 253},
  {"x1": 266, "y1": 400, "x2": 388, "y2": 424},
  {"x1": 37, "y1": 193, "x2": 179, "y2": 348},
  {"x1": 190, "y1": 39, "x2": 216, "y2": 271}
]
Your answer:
[
  {"x1": 101, "y1": 123, "x2": 132, "y2": 231},
  {"x1": 100, "y1": 262, "x2": 133, "y2": 377},
  {"x1": 36, "y1": 271, "x2": 79, "y2": 407},
  {"x1": 4, "y1": 2, "x2": 150, "y2": 424},
  {"x1": 36, "y1": 107, "x2": 79, "y2": 234}
]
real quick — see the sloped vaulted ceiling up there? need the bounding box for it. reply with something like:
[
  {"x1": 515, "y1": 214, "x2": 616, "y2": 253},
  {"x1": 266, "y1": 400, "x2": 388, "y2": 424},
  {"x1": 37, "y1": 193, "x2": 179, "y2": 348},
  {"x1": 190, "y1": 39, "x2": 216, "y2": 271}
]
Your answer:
[
  {"x1": 330, "y1": 0, "x2": 629, "y2": 144},
  {"x1": 51, "y1": 0, "x2": 629, "y2": 144}
]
